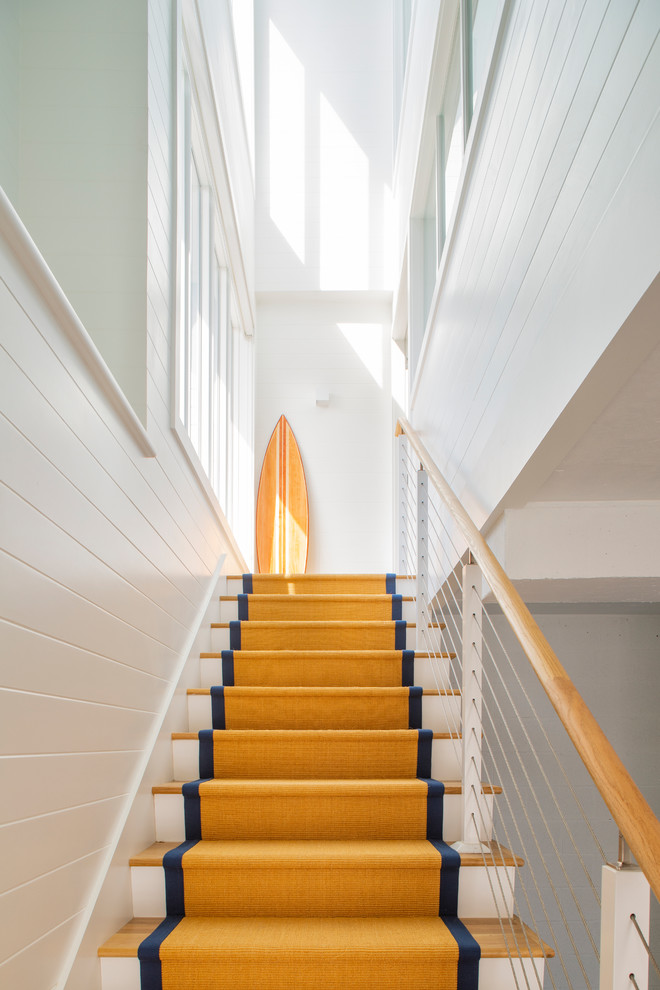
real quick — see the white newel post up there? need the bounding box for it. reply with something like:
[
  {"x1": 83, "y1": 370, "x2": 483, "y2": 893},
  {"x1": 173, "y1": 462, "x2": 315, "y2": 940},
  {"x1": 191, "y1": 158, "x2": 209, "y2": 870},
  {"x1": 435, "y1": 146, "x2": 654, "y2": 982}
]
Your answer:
[
  {"x1": 397, "y1": 434, "x2": 408, "y2": 575},
  {"x1": 600, "y1": 849, "x2": 651, "y2": 990},
  {"x1": 453, "y1": 560, "x2": 487, "y2": 852},
  {"x1": 416, "y1": 468, "x2": 429, "y2": 653}
]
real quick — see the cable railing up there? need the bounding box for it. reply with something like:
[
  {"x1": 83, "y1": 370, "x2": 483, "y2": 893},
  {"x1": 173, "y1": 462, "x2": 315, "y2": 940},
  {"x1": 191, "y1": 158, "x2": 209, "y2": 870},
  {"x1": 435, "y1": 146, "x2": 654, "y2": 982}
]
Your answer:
[{"x1": 396, "y1": 418, "x2": 658, "y2": 990}]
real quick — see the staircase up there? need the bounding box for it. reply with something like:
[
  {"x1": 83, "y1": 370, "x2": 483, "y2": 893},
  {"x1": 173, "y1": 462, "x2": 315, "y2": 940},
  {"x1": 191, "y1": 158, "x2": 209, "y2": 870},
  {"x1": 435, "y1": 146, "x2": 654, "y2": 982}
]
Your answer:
[{"x1": 99, "y1": 574, "x2": 551, "y2": 989}]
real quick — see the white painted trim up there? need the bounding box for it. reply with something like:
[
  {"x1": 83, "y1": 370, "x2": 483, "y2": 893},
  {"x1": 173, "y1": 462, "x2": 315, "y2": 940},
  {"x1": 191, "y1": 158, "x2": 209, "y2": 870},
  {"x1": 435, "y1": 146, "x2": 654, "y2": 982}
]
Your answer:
[
  {"x1": 409, "y1": 0, "x2": 512, "y2": 407},
  {"x1": 56, "y1": 553, "x2": 228, "y2": 988},
  {"x1": 0, "y1": 186, "x2": 156, "y2": 458}
]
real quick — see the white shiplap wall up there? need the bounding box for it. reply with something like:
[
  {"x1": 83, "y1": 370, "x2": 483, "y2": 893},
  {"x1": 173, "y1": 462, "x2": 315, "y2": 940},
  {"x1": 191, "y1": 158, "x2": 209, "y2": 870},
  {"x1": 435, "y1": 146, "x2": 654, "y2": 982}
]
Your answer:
[
  {"x1": 406, "y1": 0, "x2": 660, "y2": 525},
  {"x1": 0, "y1": 1, "x2": 253, "y2": 987}
]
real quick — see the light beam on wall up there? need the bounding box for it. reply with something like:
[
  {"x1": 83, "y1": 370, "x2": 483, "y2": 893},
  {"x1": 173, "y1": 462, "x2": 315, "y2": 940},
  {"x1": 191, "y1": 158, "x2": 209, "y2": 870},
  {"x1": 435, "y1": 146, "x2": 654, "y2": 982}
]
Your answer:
[
  {"x1": 338, "y1": 323, "x2": 383, "y2": 388},
  {"x1": 269, "y1": 21, "x2": 305, "y2": 262},
  {"x1": 320, "y1": 95, "x2": 368, "y2": 289}
]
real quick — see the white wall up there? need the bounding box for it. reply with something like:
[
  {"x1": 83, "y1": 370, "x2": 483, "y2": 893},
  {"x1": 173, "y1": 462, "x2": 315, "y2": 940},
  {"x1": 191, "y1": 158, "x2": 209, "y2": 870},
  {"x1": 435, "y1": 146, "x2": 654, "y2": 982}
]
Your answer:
[
  {"x1": 254, "y1": 0, "x2": 396, "y2": 571},
  {"x1": 0, "y1": 0, "x2": 20, "y2": 204},
  {"x1": 10, "y1": 0, "x2": 149, "y2": 421},
  {"x1": 402, "y1": 0, "x2": 660, "y2": 527},
  {"x1": 255, "y1": 0, "x2": 393, "y2": 293},
  {"x1": 256, "y1": 295, "x2": 394, "y2": 573},
  {"x1": 0, "y1": 0, "x2": 254, "y2": 985}
]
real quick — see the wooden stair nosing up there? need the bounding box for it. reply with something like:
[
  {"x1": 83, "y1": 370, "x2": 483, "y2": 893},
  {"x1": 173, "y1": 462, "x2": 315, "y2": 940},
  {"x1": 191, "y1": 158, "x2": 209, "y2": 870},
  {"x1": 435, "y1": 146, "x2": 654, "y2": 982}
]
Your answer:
[
  {"x1": 129, "y1": 840, "x2": 524, "y2": 870},
  {"x1": 199, "y1": 650, "x2": 457, "y2": 658},
  {"x1": 210, "y1": 621, "x2": 444, "y2": 629},
  {"x1": 154, "y1": 778, "x2": 502, "y2": 795},
  {"x1": 98, "y1": 914, "x2": 552, "y2": 959},
  {"x1": 186, "y1": 687, "x2": 461, "y2": 696}
]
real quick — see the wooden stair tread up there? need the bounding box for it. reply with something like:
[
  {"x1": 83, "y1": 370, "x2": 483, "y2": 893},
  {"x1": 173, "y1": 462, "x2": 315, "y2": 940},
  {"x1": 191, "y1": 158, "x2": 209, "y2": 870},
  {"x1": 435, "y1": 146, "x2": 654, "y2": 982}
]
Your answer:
[
  {"x1": 199, "y1": 650, "x2": 455, "y2": 658},
  {"x1": 226, "y1": 574, "x2": 413, "y2": 581},
  {"x1": 171, "y1": 730, "x2": 461, "y2": 741},
  {"x1": 220, "y1": 594, "x2": 415, "y2": 602},
  {"x1": 211, "y1": 620, "x2": 441, "y2": 629},
  {"x1": 130, "y1": 839, "x2": 523, "y2": 869},
  {"x1": 99, "y1": 915, "x2": 550, "y2": 958},
  {"x1": 153, "y1": 778, "x2": 501, "y2": 795},
  {"x1": 186, "y1": 686, "x2": 460, "y2": 696}
]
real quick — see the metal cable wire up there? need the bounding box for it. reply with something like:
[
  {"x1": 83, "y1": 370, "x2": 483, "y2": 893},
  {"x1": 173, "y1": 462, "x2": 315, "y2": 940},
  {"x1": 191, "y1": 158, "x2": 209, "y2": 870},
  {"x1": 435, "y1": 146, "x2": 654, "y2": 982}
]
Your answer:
[
  {"x1": 476, "y1": 621, "x2": 602, "y2": 949},
  {"x1": 480, "y1": 602, "x2": 607, "y2": 869},
  {"x1": 398, "y1": 446, "x2": 599, "y2": 988},
  {"x1": 477, "y1": 643, "x2": 594, "y2": 989}
]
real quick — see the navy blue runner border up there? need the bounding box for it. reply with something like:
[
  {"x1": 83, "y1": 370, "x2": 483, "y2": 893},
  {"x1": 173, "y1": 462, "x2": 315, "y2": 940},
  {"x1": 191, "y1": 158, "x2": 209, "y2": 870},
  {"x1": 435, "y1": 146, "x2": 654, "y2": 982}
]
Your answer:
[
  {"x1": 242, "y1": 574, "x2": 253, "y2": 593},
  {"x1": 424, "y1": 778, "x2": 445, "y2": 839},
  {"x1": 394, "y1": 620, "x2": 407, "y2": 650},
  {"x1": 401, "y1": 650, "x2": 414, "y2": 686},
  {"x1": 429, "y1": 839, "x2": 460, "y2": 915},
  {"x1": 442, "y1": 916, "x2": 481, "y2": 988},
  {"x1": 416, "y1": 728, "x2": 433, "y2": 777},
  {"x1": 237, "y1": 594, "x2": 249, "y2": 620},
  {"x1": 137, "y1": 915, "x2": 183, "y2": 990},
  {"x1": 182, "y1": 780, "x2": 202, "y2": 839},
  {"x1": 198, "y1": 729, "x2": 214, "y2": 778},
  {"x1": 210, "y1": 686, "x2": 226, "y2": 729},
  {"x1": 163, "y1": 840, "x2": 199, "y2": 915},
  {"x1": 385, "y1": 573, "x2": 396, "y2": 594},
  {"x1": 391, "y1": 594, "x2": 403, "y2": 620},
  {"x1": 408, "y1": 686, "x2": 423, "y2": 728},
  {"x1": 221, "y1": 650, "x2": 235, "y2": 686},
  {"x1": 229, "y1": 620, "x2": 241, "y2": 649}
]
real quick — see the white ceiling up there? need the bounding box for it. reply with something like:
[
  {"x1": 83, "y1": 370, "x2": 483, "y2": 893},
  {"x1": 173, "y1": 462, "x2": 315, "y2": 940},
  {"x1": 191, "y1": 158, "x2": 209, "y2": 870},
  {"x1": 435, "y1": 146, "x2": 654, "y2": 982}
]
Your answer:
[{"x1": 535, "y1": 339, "x2": 660, "y2": 502}]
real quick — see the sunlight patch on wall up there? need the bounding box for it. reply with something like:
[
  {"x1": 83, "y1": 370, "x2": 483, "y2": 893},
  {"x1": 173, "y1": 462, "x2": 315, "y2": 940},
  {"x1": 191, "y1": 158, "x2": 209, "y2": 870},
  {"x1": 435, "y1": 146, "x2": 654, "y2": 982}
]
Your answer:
[
  {"x1": 320, "y1": 95, "x2": 368, "y2": 290},
  {"x1": 269, "y1": 21, "x2": 305, "y2": 262},
  {"x1": 338, "y1": 323, "x2": 384, "y2": 388}
]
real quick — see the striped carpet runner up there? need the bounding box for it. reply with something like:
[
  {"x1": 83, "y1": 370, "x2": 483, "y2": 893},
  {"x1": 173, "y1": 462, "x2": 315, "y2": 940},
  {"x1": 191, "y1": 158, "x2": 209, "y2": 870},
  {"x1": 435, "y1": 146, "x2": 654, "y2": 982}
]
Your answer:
[{"x1": 138, "y1": 573, "x2": 481, "y2": 989}]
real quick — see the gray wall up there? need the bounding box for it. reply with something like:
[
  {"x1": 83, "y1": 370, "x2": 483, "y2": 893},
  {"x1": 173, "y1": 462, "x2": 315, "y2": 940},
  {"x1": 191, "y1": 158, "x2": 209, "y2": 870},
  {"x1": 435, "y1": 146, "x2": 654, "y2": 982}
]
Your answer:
[{"x1": 485, "y1": 607, "x2": 659, "y2": 989}]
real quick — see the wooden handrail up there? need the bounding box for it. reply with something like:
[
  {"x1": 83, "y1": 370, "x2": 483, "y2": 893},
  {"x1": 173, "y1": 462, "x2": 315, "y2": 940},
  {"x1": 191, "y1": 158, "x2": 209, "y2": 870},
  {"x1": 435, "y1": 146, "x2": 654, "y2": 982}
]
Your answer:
[{"x1": 397, "y1": 417, "x2": 660, "y2": 900}]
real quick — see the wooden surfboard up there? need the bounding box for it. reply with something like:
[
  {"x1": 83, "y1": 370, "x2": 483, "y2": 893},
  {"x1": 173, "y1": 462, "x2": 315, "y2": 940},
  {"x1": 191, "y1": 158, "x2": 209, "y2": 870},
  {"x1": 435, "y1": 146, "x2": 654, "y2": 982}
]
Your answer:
[{"x1": 256, "y1": 415, "x2": 309, "y2": 574}]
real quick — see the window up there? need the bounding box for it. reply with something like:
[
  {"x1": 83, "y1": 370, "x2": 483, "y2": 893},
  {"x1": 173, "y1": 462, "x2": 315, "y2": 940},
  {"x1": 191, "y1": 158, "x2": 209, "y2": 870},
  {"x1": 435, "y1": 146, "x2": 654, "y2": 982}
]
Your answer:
[
  {"x1": 175, "y1": 67, "x2": 237, "y2": 520},
  {"x1": 409, "y1": 0, "x2": 502, "y2": 357}
]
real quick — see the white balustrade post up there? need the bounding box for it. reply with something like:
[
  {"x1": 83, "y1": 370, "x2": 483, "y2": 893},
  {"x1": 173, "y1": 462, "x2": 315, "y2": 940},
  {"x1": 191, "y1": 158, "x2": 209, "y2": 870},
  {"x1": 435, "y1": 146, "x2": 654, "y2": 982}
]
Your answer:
[
  {"x1": 397, "y1": 434, "x2": 408, "y2": 575},
  {"x1": 416, "y1": 469, "x2": 429, "y2": 652},
  {"x1": 453, "y1": 560, "x2": 488, "y2": 852},
  {"x1": 600, "y1": 843, "x2": 651, "y2": 990}
]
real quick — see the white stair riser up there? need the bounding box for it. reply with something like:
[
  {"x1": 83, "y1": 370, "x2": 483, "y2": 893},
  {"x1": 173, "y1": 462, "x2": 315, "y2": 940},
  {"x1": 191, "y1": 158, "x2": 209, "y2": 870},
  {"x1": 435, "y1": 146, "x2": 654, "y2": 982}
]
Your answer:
[
  {"x1": 211, "y1": 626, "x2": 417, "y2": 651},
  {"x1": 199, "y1": 656, "x2": 451, "y2": 689},
  {"x1": 130, "y1": 861, "x2": 515, "y2": 919},
  {"x1": 172, "y1": 736, "x2": 464, "y2": 782},
  {"x1": 153, "y1": 791, "x2": 494, "y2": 845},
  {"x1": 100, "y1": 946, "x2": 540, "y2": 990},
  {"x1": 100, "y1": 957, "x2": 140, "y2": 990},
  {"x1": 186, "y1": 694, "x2": 462, "y2": 734},
  {"x1": 225, "y1": 578, "x2": 417, "y2": 596}
]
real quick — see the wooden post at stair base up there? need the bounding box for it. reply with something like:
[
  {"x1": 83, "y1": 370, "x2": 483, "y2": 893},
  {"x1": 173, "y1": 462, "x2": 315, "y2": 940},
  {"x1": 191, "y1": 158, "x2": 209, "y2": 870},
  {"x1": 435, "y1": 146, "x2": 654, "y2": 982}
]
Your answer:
[
  {"x1": 415, "y1": 468, "x2": 429, "y2": 653},
  {"x1": 453, "y1": 561, "x2": 489, "y2": 852},
  {"x1": 397, "y1": 434, "x2": 408, "y2": 575}
]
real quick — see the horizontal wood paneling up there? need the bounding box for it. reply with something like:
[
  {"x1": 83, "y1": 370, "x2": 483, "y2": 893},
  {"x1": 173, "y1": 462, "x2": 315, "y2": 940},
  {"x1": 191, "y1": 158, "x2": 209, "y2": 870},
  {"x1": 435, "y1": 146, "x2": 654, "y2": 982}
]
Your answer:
[
  {"x1": 410, "y1": 0, "x2": 660, "y2": 525},
  {"x1": 0, "y1": 752, "x2": 137, "y2": 826}
]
